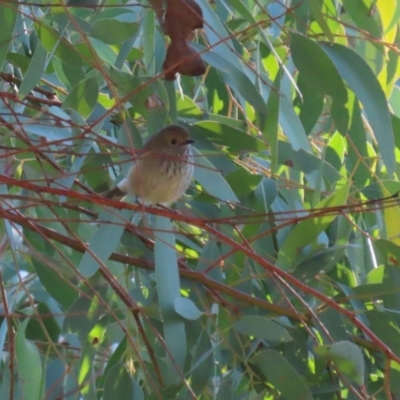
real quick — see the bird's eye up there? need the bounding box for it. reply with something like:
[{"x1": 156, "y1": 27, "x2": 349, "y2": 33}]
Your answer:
[{"x1": 170, "y1": 138, "x2": 178, "y2": 145}]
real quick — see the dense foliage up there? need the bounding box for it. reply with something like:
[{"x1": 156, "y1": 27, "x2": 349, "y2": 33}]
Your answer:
[{"x1": 1, "y1": 0, "x2": 400, "y2": 399}]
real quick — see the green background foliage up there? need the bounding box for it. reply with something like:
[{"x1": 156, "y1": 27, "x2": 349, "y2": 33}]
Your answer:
[{"x1": 1, "y1": 0, "x2": 400, "y2": 399}]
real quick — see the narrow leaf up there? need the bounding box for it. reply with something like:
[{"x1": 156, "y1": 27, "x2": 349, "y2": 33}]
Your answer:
[
  {"x1": 79, "y1": 209, "x2": 132, "y2": 277},
  {"x1": 0, "y1": 4, "x2": 17, "y2": 69},
  {"x1": 18, "y1": 43, "x2": 48, "y2": 99},
  {"x1": 90, "y1": 20, "x2": 138, "y2": 44},
  {"x1": 309, "y1": 0, "x2": 334, "y2": 41},
  {"x1": 193, "y1": 147, "x2": 239, "y2": 203},
  {"x1": 263, "y1": 69, "x2": 280, "y2": 175},
  {"x1": 34, "y1": 21, "x2": 85, "y2": 68},
  {"x1": 63, "y1": 77, "x2": 99, "y2": 119},
  {"x1": 16, "y1": 320, "x2": 43, "y2": 400},
  {"x1": 277, "y1": 184, "x2": 350, "y2": 269},
  {"x1": 291, "y1": 34, "x2": 347, "y2": 104},
  {"x1": 321, "y1": 43, "x2": 395, "y2": 175},
  {"x1": 194, "y1": 45, "x2": 266, "y2": 113},
  {"x1": 103, "y1": 365, "x2": 133, "y2": 400},
  {"x1": 234, "y1": 316, "x2": 292, "y2": 342},
  {"x1": 253, "y1": 349, "x2": 313, "y2": 400},
  {"x1": 154, "y1": 216, "x2": 187, "y2": 373}
]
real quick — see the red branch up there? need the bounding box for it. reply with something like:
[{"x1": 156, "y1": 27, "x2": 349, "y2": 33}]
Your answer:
[{"x1": 1, "y1": 175, "x2": 399, "y2": 364}]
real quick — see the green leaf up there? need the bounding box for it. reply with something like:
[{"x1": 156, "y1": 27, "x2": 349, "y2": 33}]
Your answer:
[
  {"x1": 87, "y1": 37, "x2": 119, "y2": 65},
  {"x1": 277, "y1": 141, "x2": 340, "y2": 182},
  {"x1": 154, "y1": 216, "x2": 187, "y2": 374},
  {"x1": 253, "y1": 349, "x2": 313, "y2": 400},
  {"x1": 34, "y1": 21, "x2": 85, "y2": 68},
  {"x1": 194, "y1": 121, "x2": 265, "y2": 152},
  {"x1": 279, "y1": 93, "x2": 312, "y2": 152},
  {"x1": 291, "y1": 34, "x2": 347, "y2": 104},
  {"x1": 263, "y1": 69, "x2": 280, "y2": 174},
  {"x1": 103, "y1": 364, "x2": 133, "y2": 400},
  {"x1": 367, "y1": 310, "x2": 400, "y2": 358},
  {"x1": 26, "y1": 303, "x2": 60, "y2": 342},
  {"x1": 16, "y1": 320, "x2": 43, "y2": 400},
  {"x1": 142, "y1": 8, "x2": 155, "y2": 75},
  {"x1": 385, "y1": 0, "x2": 400, "y2": 33},
  {"x1": 321, "y1": 43, "x2": 395, "y2": 175},
  {"x1": 63, "y1": 76, "x2": 99, "y2": 119},
  {"x1": 309, "y1": 0, "x2": 335, "y2": 41},
  {"x1": 79, "y1": 209, "x2": 132, "y2": 277},
  {"x1": 293, "y1": 247, "x2": 344, "y2": 284},
  {"x1": 45, "y1": 360, "x2": 65, "y2": 400},
  {"x1": 177, "y1": 94, "x2": 203, "y2": 118},
  {"x1": 200, "y1": 0, "x2": 236, "y2": 63},
  {"x1": 193, "y1": 148, "x2": 239, "y2": 203},
  {"x1": 174, "y1": 297, "x2": 203, "y2": 320},
  {"x1": 90, "y1": 19, "x2": 138, "y2": 44},
  {"x1": 0, "y1": 320, "x2": 8, "y2": 358},
  {"x1": 109, "y1": 68, "x2": 152, "y2": 119},
  {"x1": 277, "y1": 184, "x2": 350, "y2": 269},
  {"x1": 314, "y1": 341, "x2": 365, "y2": 385},
  {"x1": 18, "y1": 43, "x2": 48, "y2": 99},
  {"x1": 194, "y1": 44, "x2": 266, "y2": 113},
  {"x1": 234, "y1": 316, "x2": 292, "y2": 342},
  {"x1": 376, "y1": 239, "x2": 400, "y2": 266},
  {"x1": 0, "y1": 4, "x2": 17, "y2": 69},
  {"x1": 64, "y1": 296, "x2": 102, "y2": 339},
  {"x1": 225, "y1": 168, "x2": 263, "y2": 197},
  {"x1": 297, "y1": 75, "x2": 324, "y2": 134},
  {"x1": 7, "y1": 52, "x2": 31, "y2": 71},
  {"x1": 190, "y1": 334, "x2": 213, "y2": 395},
  {"x1": 317, "y1": 308, "x2": 348, "y2": 342},
  {"x1": 32, "y1": 258, "x2": 78, "y2": 309},
  {"x1": 342, "y1": 0, "x2": 382, "y2": 39},
  {"x1": 103, "y1": 337, "x2": 127, "y2": 378}
]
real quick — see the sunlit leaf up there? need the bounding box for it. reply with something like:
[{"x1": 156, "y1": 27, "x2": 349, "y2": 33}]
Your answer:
[{"x1": 315, "y1": 341, "x2": 365, "y2": 385}]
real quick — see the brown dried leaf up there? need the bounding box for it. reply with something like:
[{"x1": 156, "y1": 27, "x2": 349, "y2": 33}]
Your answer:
[
  {"x1": 164, "y1": 0, "x2": 203, "y2": 40},
  {"x1": 162, "y1": 40, "x2": 205, "y2": 80}
]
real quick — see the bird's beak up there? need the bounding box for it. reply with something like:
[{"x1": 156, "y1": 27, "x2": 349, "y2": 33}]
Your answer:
[{"x1": 182, "y1": 139, "x2": 195, "y2": 145}]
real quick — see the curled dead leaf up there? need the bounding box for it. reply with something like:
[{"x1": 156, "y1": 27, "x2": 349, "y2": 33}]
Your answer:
[
  {"x1": 164, "y1": 0, "x2": 203, "y2": 40},
  {"x1": 163, "y1": 39, "x2": 205, "y2": 80}
]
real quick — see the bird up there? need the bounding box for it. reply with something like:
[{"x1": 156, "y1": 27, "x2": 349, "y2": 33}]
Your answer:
[{"x1": 103, "y1": 125, "x2": 194, "y2": 206}]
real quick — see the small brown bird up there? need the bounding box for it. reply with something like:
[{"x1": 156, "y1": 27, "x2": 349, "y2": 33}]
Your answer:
[{"x1": 104, "y1": 125, "x2": 194, "y2": 206}]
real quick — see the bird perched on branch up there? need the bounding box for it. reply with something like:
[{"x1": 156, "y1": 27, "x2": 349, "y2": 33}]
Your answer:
[{"x1": 104, "y1": 125, "x2": 194, "y2": 206}]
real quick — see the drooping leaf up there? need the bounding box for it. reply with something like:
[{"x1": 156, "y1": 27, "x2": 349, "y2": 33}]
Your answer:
[
  {"x1": 90, "y1": 20, "x2": 138, "y2": 44},
  {"x1": 234, "y1": 316, "x2": 292, "y2": 342},
  {"x1": 253, "y1": 349, "x2": 313, "y2": 400},
  {"x1": 63, "y1": 76, "x2": 99, "y2": 119},
  {"x1": 154, "y1": 216, "x2": 187, "y2": 373},
  {"x1": 16, "y1": 320, "x2": 43, "y2": 400},
  {"x1": 314, "y1": 341, "x2": 365, "y2": 385},
  {"x1": 0, "y1": 4, "x2": 18, "y2": 68},
  {"x1": 321, "y1": 43, "x2": 396, "y2": 175}
]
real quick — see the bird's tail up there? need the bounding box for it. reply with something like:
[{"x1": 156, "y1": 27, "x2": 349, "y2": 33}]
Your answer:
[{"x1": 102, "y1": 186, "x2": 126, "y2": 201}]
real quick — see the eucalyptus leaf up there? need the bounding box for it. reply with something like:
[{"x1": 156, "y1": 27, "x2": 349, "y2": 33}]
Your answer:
[
  {"x1": 314, "y1": 341, "x2": 365, "y2": 385},
  {"x1": 90, "y1": 19, "x2": 138, "y2": 44}
]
